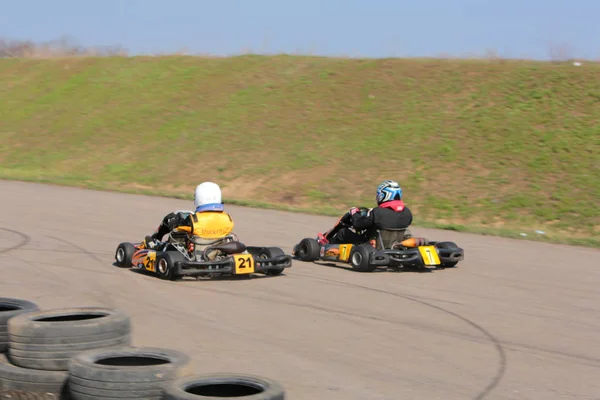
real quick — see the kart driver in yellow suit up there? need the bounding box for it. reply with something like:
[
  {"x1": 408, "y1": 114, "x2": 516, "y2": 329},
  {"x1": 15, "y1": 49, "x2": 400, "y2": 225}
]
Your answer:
[{"x1": 142, "y1": 182, "x2": 234, "y2": 250}]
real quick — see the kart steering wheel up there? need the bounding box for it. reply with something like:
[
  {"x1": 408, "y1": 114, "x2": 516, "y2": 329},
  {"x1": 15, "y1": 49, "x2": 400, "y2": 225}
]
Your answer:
[
  {"x1": 340, "y1": 207, "x2": 368, "y2": 225},
  {"x1": 357, "y1": 207, "x2": 369, "y2": 215}
]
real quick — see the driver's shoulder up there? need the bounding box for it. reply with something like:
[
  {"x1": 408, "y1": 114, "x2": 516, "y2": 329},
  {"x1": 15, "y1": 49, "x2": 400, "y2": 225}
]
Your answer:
[{"x1": 194, "y1": 210, "x2": 234, "y2": 222}]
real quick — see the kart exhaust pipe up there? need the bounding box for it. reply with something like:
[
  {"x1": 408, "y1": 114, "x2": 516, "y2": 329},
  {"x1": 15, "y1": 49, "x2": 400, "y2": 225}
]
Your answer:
[
  {"x1": 400, "y1": 238, "x2": 418, "y2": 247},
  {"x1": 399, "y1": 237, "x2": 429, "y2": 247}
]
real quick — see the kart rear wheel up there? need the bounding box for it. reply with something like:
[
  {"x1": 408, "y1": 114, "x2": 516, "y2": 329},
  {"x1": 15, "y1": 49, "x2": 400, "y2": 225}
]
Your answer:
[
  {"x1": 155, "y1": 252, "x2": 183, "y2": 281},
  {"x1": 442, "y1": 262, "x2": 458, "y2": 268},
  {"x1": 349, "y1": 244, "x2": 377, "y2": 272},
  {"x1": 115, "y1": 243, "x2": 135, "y2": 268},
  {"x1": 258, "y1": 247, "x2": 285, "y2": 276},
  {"x1": 294, "y1": 238, "x2": 320, "y2": 262},
  {"x1": 435, "y1": 241, "x2": 460, "y2": 267}
]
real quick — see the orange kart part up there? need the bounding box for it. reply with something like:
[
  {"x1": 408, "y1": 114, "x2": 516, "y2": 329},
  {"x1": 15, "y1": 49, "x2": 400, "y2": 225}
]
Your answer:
[{"x1": 399, "y1": 237, "x2": 430, "y2": 247}]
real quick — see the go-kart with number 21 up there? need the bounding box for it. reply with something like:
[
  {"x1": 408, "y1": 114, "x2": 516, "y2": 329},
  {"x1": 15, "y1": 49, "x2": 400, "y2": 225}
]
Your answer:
[{"x1": 114, "y1": 216, "x2": 292, "y2": 281}]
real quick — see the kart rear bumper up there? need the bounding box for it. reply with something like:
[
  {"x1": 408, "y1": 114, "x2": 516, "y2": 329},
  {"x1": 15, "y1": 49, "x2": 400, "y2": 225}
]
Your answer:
[
  {"x1": 368, "y1": 247, "x2": 464, "y2": 267},
  {"x1": 173, "y1": 255, "x2": 292, "y2": 277},
  {"x1": 368, "y1": 249, "x2": 422, "y2": 267}
]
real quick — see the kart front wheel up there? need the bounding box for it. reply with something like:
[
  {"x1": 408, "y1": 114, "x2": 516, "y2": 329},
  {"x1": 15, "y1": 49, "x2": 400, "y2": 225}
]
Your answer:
[
  {"x1": 349, "y1": 244, "x2": 377, "y2": 272},
  {"x1": 258, "y1": 247, "x2": 286, "y2": 276},
  {"x1": 115, "y1": 243, "x2": 135, "y2": 268},
  {"x1": 155, "y1": 252, "x2": 183, "y2": 281},
  {"x1": 294, "y1": 238, "x2": 320, "y2": 262}
]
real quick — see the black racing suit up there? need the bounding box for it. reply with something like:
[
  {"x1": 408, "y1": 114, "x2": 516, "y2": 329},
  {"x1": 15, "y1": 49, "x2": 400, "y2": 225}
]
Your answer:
[
  {"x1": 150, "y1": 212, "x2": 191, "y2": 241},
  {"x1": 328, "y1": 201, "x2": 413, "y2": 244}
]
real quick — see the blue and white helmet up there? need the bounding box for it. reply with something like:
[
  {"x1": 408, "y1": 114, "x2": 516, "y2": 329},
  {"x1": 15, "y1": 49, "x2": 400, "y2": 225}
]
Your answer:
[
  {"x1": 194, "y1": 182, "x2": 224, "y2": 212},
  {"x1": 376, "y1": 180, "x2": 403, "y2": 205}
]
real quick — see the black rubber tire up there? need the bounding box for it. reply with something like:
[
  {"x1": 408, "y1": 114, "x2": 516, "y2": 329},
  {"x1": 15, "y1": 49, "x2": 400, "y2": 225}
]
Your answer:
[
  {"x1": 435, "y1": 241, "x2": 459, "y2": 250},
  {"x1": 155, "y1": 251, "x2": 184, "y2": 281},
  {"x1": 115, "y1": 242, "x2": 136, "y2": 267},
  {"x1": 0, "y1": 353, "x2": 69, "y2": 398},
  {"x1": 435, "y1": 241, "x2": 460, "y2": 267},
  {"x1": 258, "y1": 247, "x2": 286, "y2": 276},
  {"x1": 67, "y1": 346, "x2": 195, "y2": 400},
  {"x1": 0, "y1": 331, "x2": 5, "y2": 355},
  {"x1": 349, "y1": 244, "x2": 377, "y2": 272},
  {"x1": 162, "y1": 373, "x2": 286, "y2": 400},
  {"x1": 0, "y1": 298, "x2": 39, "y2": 353},
  {"x1": 442, "y1": 262, "x2": 458, "y2": 268},
  {"x1": 7, "y1": 307, "x2": 131, "y2": 371},
  {"x1": 294, "y1": 238, "x2": 320, "y2": 262}
]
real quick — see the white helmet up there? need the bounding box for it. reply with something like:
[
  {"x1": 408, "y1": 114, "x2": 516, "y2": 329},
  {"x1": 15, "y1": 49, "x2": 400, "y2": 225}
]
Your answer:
[{"x1": 194, "y1": 182, "x2": 224, "y2": 212}]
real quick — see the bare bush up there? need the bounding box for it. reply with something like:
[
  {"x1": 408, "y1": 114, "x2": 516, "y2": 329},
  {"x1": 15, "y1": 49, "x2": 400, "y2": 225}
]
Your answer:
[{"x1": 0, "y1": 36, "x2": 128, "y2": 58}]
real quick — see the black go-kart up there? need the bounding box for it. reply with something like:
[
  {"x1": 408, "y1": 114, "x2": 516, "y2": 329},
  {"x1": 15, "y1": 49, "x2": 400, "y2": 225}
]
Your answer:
[
  {"x1": 115, "y1": 228, "x2": 292, "y2": 281},
  {"x1": 292, "y1": 209, "x2": 464, "y2": 272}
]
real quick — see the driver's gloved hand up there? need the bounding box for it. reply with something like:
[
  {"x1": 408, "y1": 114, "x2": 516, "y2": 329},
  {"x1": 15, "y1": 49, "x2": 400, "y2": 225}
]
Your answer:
[
  {"x1": 144, "y1": 236, "x2": 156, "y2": 249},
  {"x1": 340, "y1": 212, "x2": 352, "y2": 224}
]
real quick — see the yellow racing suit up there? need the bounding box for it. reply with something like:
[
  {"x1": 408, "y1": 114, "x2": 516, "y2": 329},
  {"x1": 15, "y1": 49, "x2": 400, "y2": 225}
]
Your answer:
[
  {"x1": 173, "y1": 211, "x2": 234, "y2": 240},
  {"x1": 148, "y1": 209, "x2": 234, "y2": 243}
]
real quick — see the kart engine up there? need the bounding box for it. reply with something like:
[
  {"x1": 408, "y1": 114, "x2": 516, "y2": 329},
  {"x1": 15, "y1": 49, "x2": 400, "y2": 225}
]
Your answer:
[
  {"x1": 167, "y1": 230, "x2": 240, "y2": 262},
  {"x1": 194, "y1": 233, "x2": 240, "y2": 262}
]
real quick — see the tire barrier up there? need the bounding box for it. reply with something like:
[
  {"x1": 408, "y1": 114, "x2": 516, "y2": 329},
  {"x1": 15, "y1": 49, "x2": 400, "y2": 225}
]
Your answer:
[
  {"x1": 0, "y1": 353, "x2": 69, "y2": 399},
  {"x1": 162, "y1": 373, "x2": 286, "y2": 400},
  {"x1": 68, "y1": 347, "x2": 194, "y2": 400},
  {"x1": 0, "y1": 297, "x2": 286, "y2": 399},
  {"x1": 0, "y1": 298, "x2": 40, "y2": 353},
  {"x1": 7, "y1": 308, "x2": 131, "y2": 371}
]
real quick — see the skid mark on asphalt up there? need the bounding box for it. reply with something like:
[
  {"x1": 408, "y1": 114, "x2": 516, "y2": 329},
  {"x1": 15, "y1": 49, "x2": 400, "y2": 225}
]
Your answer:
[
  {"x1": 288, "y1": 269, "x2": 600, "y2": 367},
  {"x1": 25, "y1": 259, "x2": 117, "y2": 277},
  {"x1": 46, "y1": 235, "x2": 108, "y2": 268},
  {"x1": 124, "y1": 274, "x2": 502, "y2": 399},
  {"x1": 4, "y1": 233, "x2": 506, "y2": 398},
  {"x1": 0, "y1": 229, "x2": 118, "y2": 308},
  {"x1": 0, "y1": 227, "x2": 500, "y2": 399},
  {"x1": 11, "y1": 248, "x2": 113, "y2": 256},
  {"x1": 287, "y1": 270, "x2": 507, "y2": 400},
  {"x1": 2, "y1": 252, "x2": 72, "y2": 293},
  {"x1": 173, "y1": 278, "x2": 483, "y2": 338},
  {"x1": 1, "y1": 253, "x2": 87, "y2": 305},
  {"x1": 0, "y1": 228, "x2": 66, "y2": 288},
  {"x1": 44, "y1": 235, "x2": 154, "y2": 308},
  {"x1": 18, "y1": 239, "x2": 599, "y2": 377},
  {"x1": 0, "y1": 227, "x2": 30, "y2": 254},
  {"x1": 98, "y1": 275, "x2": 480, "y2": 396}
]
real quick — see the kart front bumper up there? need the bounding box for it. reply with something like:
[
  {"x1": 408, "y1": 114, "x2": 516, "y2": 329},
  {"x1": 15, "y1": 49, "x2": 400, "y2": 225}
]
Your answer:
[
  {"x1": 173, "y1": 254, "x2": 293, "y2": 277},
  {"x1": 368, "y1": 246, "x2": 464, "y2": 268}
]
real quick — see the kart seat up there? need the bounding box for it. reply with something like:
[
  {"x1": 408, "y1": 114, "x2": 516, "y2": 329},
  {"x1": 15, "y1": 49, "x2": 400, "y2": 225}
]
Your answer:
[
  {"x1": 377, "y1": 228, "x2": 409, "y2": 249},
  {"x1": 210, "y1": 241, "x2": 247, "y2": 255},
  {"x1": 189, "y1": 235, "x2": 234, "y2": 246}
]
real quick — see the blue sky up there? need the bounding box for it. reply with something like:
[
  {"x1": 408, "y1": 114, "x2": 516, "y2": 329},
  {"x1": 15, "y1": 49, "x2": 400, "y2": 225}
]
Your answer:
[{"x1": 1, "y1": 0, "x2": 598, "y2": 60}]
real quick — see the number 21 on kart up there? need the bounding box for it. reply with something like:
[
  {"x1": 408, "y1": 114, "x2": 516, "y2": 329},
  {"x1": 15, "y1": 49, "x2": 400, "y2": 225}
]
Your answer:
[{"x1": 234, "y1": 254, "x2": 255, "y2": 274}]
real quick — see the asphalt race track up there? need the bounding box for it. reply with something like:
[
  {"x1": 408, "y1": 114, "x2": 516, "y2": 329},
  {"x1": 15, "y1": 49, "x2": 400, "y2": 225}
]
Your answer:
[{"x1": 1, "y1": 180, "x2": 599, "y2": 400}]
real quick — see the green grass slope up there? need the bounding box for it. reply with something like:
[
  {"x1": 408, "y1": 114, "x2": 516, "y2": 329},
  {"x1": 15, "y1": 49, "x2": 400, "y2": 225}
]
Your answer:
[{"x1": 1, "y1": 55, "x2": 599, "y2": 246}]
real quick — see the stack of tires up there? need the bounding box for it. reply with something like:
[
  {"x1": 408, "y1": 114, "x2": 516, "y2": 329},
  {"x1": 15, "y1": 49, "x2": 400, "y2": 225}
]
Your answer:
[{"x1": 0, "y1": 297, "x2": 286, "y2": 399}]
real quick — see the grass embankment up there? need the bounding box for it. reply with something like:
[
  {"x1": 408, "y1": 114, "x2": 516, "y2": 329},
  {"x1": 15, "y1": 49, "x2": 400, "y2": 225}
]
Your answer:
[{"x1": 0, "y1": 56, "x2": 599, "y2": 247}]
